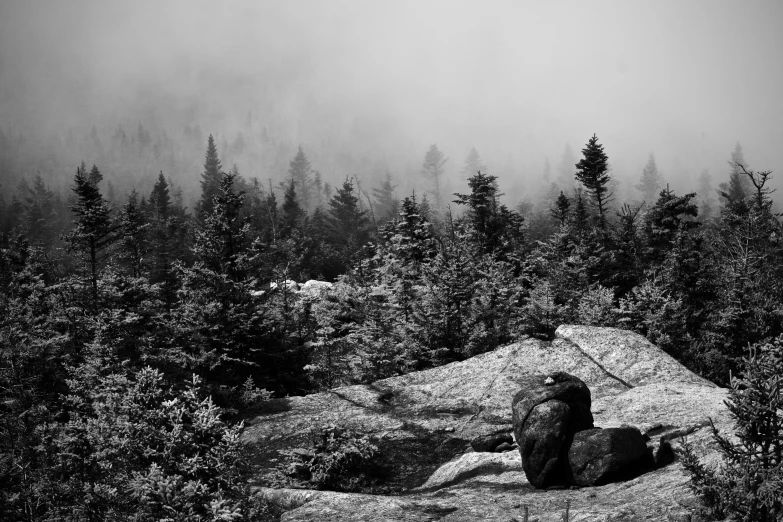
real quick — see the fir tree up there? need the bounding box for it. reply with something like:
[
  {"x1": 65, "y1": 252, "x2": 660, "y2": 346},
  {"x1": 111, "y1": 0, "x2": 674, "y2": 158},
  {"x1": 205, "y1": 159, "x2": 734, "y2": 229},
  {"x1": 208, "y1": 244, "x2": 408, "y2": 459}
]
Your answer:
[
  {"x1": 461, "y1": 147, "x2": 486, "y2": 178},
  {"x1": 551, "y1": 190, "x2": 571, "y2": 227},
  {"x1": 62, "y1": 164, "x2": 117, "y2": 307},
  {"x1": 149, "y1": 171, "x2": 170, "y2": 221},
  {"x1": 372, "y1": 172, "x2": 399, "y2": 222},
  {"x1": 198, "y1": 134, "x2": 223, "y2": 218},
  {"x1": 575, "y1": 134, "x2": 612, "y2": 229},
  {"x1": 421, "y1": 144, "x2": 448, "y2": 208},
  {"x1": 696, "y1": 169, "x2": 714, "y2": 223},
  {"x1": 117, "y1": 190, "x2": 148, "y2": 277},
  {"x1": 682, "y1": 337, "x2": 783, "y2": 521},
  {"x1": 636, "y1": 153, "x2": 664, "y2": 204},
  {"x1": 328, "y1": 177, "x2": 370, "y2": 253},
  {"x1": 289, "y1": 146, "x2": 314, "y2": 213},
  {"x1": 194, "y1": 170, "x2": 250, "y2": 279},
  {"x1": 281, "y1": 177, "x2": 305, "y2": 239}
]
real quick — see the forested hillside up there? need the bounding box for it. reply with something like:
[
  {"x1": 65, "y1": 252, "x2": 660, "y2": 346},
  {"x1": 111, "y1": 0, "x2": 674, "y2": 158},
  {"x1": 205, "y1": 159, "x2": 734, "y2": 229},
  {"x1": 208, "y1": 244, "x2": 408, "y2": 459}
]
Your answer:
[{"x1": 1, "y1": 130, "x2": 782, "y2": 519}]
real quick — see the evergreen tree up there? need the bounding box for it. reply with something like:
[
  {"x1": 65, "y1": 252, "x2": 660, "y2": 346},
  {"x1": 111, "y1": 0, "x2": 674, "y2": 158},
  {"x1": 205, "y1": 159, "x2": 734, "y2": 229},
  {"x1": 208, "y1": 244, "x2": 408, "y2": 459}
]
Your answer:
[
  {"x1": 636, "y1": 153, "x2": 664, "y2": 204},
  {"x1": 149, "y1": 171, "x2": 170, "y2": 221},
  {"x1": 643, "y1": 186, "x2": 700, "y2": 265},
  {"x1": 117, "y1": 190, "x2": 148, "y2": 277},
  {"x1": 289, "y1": 146, "x2": 314, "y2": 213},
  {"x1": 197, "y1": 134, "x2": 223, "y2": 218},
  {"x1": 461, "y1": 147, "x2": 486, "y2": 178},
  {"x1": 421, "y1": 144, "x2": 448, "y2": 208},
  {"x1": 280, "y1": 178, "x2": 305, "y2": 239},
  {"x1": 328, "y1": 177, "x2": 369, "y2": 246},
  {"x1": 696, "y1": 169, "x2": 715, "y2": 223},
  {"x1": 551, "y1": 190, "x2": 571, "y2": 226},
  {"x1": 23, "y1": 175, "x2": 58, "y2": 248},
  {"x1": 372, "y1": 172, "x2": 399, "y2": 222},
  {"x1": 575, "y1": 134, "x2": 613, "y2": 230},
  {"x1": 453, "y1": 171, "x2": 524, "y2": 256},
  {"x1": 682, "y1": 337, "x2": 783, "y2": 521},
  {"x1": 62, "y1": 164, "x2": 117, "y2": 307},
  {"x1": 194, "y1": 170, "x2": 250, "y2": 279}
]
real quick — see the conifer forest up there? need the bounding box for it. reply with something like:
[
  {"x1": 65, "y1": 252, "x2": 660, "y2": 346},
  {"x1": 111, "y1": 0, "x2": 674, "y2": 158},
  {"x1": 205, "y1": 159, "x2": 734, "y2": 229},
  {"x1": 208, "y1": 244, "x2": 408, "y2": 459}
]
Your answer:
[{"x1": 2, "y1": 1, "x2": 783, "y2": 520}]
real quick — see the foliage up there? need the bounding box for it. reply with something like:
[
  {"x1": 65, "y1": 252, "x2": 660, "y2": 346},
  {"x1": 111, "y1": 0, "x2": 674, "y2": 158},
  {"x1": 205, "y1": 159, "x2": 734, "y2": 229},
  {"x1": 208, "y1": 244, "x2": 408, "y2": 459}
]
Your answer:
[
  {"x1": 682, "y1": 336, "x2": 783, "y2": 521},
  {"x1": 277, "y1": 424, "x2": 379, "y2": 491}
]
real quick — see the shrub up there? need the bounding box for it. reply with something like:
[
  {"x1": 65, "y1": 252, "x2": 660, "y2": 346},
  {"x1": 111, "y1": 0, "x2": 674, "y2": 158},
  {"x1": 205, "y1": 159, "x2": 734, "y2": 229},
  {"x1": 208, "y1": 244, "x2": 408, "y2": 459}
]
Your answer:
[
  {"x1": 681, "y1": 336, "x2": 783, "y2": 521},
  {"x1": 278, "y1": 424, "x2": 379, "y2": 491}
]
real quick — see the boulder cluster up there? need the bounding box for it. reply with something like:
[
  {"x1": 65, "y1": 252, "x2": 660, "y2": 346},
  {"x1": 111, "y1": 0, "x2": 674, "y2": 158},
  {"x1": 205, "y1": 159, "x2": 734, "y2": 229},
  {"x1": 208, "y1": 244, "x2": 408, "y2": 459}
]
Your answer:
[{"x1": 512, "y1": 372, "x2": 665, "y2": 488}]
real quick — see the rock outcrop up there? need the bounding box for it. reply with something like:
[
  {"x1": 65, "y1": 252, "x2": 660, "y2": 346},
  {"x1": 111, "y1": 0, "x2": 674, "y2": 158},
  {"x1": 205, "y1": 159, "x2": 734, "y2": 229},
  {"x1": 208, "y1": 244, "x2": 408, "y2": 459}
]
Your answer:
[{"x1": 243, "y1": 325, "x2": 731, "y2": 521}]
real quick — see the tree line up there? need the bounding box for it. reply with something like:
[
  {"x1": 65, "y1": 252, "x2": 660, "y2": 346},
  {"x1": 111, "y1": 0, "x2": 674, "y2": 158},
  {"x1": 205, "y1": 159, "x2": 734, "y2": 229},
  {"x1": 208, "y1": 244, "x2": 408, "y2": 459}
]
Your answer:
[{"x1": 1, "y1": 131, "x2": 781, "y2": 519}]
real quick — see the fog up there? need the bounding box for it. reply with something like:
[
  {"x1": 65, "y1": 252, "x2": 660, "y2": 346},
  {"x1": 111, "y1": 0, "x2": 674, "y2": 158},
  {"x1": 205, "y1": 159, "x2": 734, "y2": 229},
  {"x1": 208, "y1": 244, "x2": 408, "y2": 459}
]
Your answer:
[{"x1": 1, "y1": 0, "x2": 782, "y2": 206}]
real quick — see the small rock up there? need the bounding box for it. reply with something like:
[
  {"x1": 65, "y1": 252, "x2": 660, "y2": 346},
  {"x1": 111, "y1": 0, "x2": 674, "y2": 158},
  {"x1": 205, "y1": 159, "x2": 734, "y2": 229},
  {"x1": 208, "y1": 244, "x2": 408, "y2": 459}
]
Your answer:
[
  {"x1": 495, "y1": 442, "x2": 514, "y2": 452},
  {"x1": 544, "y1": 376, "x2": 555, "y2": 385}
]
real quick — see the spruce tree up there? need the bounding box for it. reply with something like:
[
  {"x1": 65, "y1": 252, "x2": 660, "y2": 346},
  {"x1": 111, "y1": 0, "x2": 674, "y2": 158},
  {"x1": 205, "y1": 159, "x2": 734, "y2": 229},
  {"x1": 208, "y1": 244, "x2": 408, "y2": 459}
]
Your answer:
[
  {"x1": 328, "y1": 177, "x2": 370, "y2": 251},
  {"x1": 289, "y1": 146, "x2": 313, "y2": 213},
  {"x1": 575, "y1": 134, "x2": 612, "y2": 229},
  {"x1": 198, "y1": 134, "x2": 223, "y2": 218},
  {"x1": 149, "y1": 171, "x2": 170, "y2": 221},
  {"x1": 281, "y1": 178, "x2": 305, "y2": 239},
  {"x1": 422, "y1": 144, "x2": 448, "y2": 208},
  {"x1": 117, "y1": 190, "x2": 148, "y2": 277},
  {"x1": 461, "y1": 147, "x2": 486, "y2": 178},
  {"x1": 551, "y1": 190, "x2": 571, "y2": 226},
  {"x1": 372, "y1": 172, "x2": 399, "y2": 222},
  {"x1": 636, "y1": 153, "x2": 664, "y2": 204},
  {"x1": 63, "y1": 164, "x2": 116, "y2": 307},
  {"x1": 696, "y1": 169, "x2": 714, "y2": 223}
]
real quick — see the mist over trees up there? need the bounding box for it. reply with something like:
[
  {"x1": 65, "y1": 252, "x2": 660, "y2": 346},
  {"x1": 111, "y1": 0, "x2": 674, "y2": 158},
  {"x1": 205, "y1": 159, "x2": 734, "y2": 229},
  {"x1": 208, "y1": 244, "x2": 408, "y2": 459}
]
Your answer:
[{"x1": 2, "y1": 0, "x2": 783, "y2": 518}]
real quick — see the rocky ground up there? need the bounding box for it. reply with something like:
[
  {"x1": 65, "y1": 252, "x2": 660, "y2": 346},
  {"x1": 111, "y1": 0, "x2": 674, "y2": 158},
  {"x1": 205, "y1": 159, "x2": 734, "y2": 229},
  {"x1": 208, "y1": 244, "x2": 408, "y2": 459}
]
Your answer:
[{"x1": 241, "y1": 325, "x2": 731, "y2": 521}]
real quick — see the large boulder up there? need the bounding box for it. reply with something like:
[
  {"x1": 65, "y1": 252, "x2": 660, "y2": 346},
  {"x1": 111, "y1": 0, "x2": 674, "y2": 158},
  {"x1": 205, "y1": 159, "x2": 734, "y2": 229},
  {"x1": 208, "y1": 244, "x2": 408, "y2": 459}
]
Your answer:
[
  {"x1": 568, "y1": 426, "x2": 649, "y2": 486},
  {"x1": 512, "y1": 372, "x2": 593, "y2": 487}
]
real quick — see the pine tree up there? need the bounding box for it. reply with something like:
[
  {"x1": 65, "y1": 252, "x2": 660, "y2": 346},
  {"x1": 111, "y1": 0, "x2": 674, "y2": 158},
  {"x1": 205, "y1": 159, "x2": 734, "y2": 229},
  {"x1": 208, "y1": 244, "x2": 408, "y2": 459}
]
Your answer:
[
  {"x1": 575, "y1": 134, "x2": 612, "y2": 229},
  {"x1": 198, "y1": 134, "x2": 223, "y2": 218},
  {"x1": 696, "y1": 169, "x2": 714, "y2": 223},
  {"x1": 551, "y1": 191, "x2": 571, "y2": 226},
  {"x1": 289, "y1": 146, "x2": 313, "y2": 213},
  {"x1": 719, "y1": 142, "x2": 752, "y2": 211},
  {"x1": 149, "y1": 171, "x2": 170, "y2": 221},
  {"x1": 461, "y1": 147, "x2": 486, "y2": 178},
  {"x1": 328, "y1": 177, "x2": 370, "y2": 256},
  {"x1": 682, "y1": 337, "x2": 783, "y2": 521},
  {"x1": 194, "y1": 170, "x2": 250, "y2": 279},
  {"x1": 62, "y1": 164, "x2": 117, "y2": 307},
  {"x1": 643, "y1": 186, "x2": 699, "y2": 265},
  {"x1": 372, "y1": 172, "x2": 399, "y2": 222},
  {"x1": 636, "y1": 153, "x2": 664, "y2": 204},
  {"x1": 281, "y1": 178, "x2": 305, "y2": 239},
  {"x1": 453, "y1": 171, "x2": 524, "y2": 257},
  {"x1": 117, "y1": 190, "x2": 148, "y2": 277},
  {"x1": 422, "y1": 144, "x2": 448, "y2": 208}
]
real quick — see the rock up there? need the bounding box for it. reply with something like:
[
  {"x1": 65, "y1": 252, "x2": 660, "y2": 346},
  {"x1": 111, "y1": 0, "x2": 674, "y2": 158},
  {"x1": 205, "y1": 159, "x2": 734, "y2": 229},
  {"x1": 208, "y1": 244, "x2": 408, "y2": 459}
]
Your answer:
[
  {"x1": 516, "y1": 399, "x2": 571, "y2": 488},
  {"x1": 270, "y1": 279, "x2": 299, "y2": 291},
  {"x1": 653, "y1": 439, "x2": 675, "y2": 468},
  {"x1": 470, "y1": 432, "x2": 513, "y2": 452},
  {"x1": 299, "y1": 280, "x2": 333, "y2": 294},
  {"x1": 512, "y1": 372, "x2": 593, "y2": 487},
  {"x1": 250, "y1": 289, "x2": 266, "y2": 297},
  {"x1": 417, "y1": 451, "x2": 523, "y2": 490},
  {"x1": 567, "y1": 426, "x2": 648, "y2": 486},
  {"x1": 242, "y1": 326, "x2": 733, "y2": 521},
  {"x1": 494, "y1": 442, "x2": 514, "y2": 453},
  {"x1": 511, "y1": 372, "x2": 594, "y2": 442}
]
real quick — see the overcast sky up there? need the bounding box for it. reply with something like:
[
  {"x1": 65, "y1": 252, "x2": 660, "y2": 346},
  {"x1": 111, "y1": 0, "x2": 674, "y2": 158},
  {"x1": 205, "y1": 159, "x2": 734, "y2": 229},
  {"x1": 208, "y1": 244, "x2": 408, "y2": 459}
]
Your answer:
[{"x1": 1, "y1": 0, "x2": 782, "y2": 195}]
